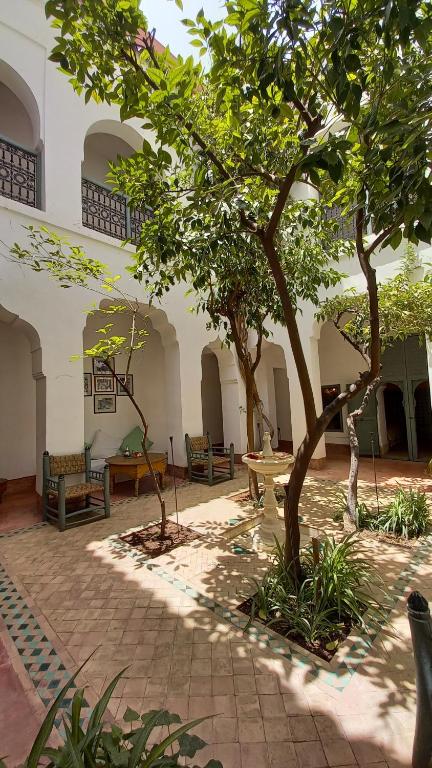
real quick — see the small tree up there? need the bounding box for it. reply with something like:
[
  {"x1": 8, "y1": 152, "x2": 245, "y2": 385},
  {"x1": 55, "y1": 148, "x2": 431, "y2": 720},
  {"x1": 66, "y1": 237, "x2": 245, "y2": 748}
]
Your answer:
[
  {"x1": 319, "y1": 248, "x2": 432, "y2": 527},
  {"x1": 138, "y1": 200, "x2": 346, "y2": 497},
  {"x1": 42, "y1": 0, "x2": 432, "y2": 572},
  {"x1": 5, "y1": 227, "x2": 168, "y2": 536}
]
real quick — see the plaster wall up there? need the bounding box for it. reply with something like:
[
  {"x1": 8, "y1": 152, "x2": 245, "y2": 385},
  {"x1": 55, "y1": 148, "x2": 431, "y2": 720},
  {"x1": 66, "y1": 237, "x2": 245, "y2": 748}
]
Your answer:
[
  {"x1": 82, "y1": 133, "x2": 135, "y2": 187},
  {"x1": 0, "y1": 320, "x2": 36, "y2": 479},
  {"x1": 0, "y1": 83, "x2": 34, "y2": 148}
]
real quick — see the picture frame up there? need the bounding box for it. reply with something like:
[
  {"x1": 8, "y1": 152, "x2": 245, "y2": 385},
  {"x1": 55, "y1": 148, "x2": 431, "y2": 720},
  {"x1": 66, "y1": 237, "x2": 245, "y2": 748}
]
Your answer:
[
  {"x1": 94, "y1": 374, "x2": 115, "y2": 393},
  {"x1": 92, "y1": 356, "x2": 115, "y2": 375},
  {"x1": 83, "y1": 372, "x2": 92, "y2": 397},
  {"x1": 116, "y1": 374, "x2": 134, "y2": 396},
  {"x1": 94, "y1": 394, "x2": 116, "y2": 414}
]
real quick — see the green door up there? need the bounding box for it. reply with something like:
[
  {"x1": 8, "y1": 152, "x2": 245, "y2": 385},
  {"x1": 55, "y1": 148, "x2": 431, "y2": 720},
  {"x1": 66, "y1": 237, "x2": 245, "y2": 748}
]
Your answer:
[{"x1": 347, "y1": 387, "x2": 379, "y2": 457}]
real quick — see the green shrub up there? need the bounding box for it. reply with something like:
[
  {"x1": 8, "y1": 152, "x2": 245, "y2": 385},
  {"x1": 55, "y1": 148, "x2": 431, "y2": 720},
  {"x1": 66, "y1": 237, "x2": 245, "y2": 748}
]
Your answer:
[
  {"x1": 375, "y1": 488, "x2": 429, "y2": 538},
  {"x1": 15, "y1": 661, "x2": 222, "y2": 768},
  {"x1": 249, "y1": 534, "x2": 387, "y2": 648}
]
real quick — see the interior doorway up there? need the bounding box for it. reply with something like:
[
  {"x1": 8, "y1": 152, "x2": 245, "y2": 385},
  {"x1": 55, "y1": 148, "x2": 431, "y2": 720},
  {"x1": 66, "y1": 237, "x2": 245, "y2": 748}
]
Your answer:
[
  {"x1": 414, "y1": 380, "x2": 432, "y2": 460},
  {"x1": 201, "y1": 348, "x2": 224, "y2": 445},
  {"x1": 381, "y1": 383, "x2": 409, "y2": 459}
]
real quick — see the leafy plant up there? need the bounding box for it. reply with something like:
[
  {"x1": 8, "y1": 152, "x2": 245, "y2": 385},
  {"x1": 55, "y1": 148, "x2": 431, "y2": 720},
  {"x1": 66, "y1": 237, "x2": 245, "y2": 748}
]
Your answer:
[
  {"x1": 21, "y1": 661, "x2": 222, "y2": 768},
  {"x1": 249, "y1": 534, "x2": 387, "y2": 648},
  {"x1": 375, "y1": 488, "x2": 429, "y2": 538}
]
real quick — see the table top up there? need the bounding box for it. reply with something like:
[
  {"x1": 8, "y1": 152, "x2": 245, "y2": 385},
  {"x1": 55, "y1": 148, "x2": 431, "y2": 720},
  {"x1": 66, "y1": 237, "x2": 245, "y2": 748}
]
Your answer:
[{"x1": 106, "y1": 453, "x2": 166, "y2": 467}]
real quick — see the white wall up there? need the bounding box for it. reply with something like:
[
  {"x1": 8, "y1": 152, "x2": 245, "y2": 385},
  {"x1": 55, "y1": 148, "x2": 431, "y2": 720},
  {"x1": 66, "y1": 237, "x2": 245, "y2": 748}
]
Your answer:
[
  {"x1": 84, "y1": 311, "x2": 168, "y2": 453},
  {"x1": 318, "y1": 321, "x2": 366, "y2": 444},
  {"x1": 0, "y1": 82, "x2": 34, "y2": 148},
  {"x1": 201, "y1": 350, "x2": 224, "y2": 443},
  {"x1": 0, "y1": 320, "x2": 36, "y2": 478},
  {"x1": 82, "y1": 133, "x2": 135, "y2": 187}
]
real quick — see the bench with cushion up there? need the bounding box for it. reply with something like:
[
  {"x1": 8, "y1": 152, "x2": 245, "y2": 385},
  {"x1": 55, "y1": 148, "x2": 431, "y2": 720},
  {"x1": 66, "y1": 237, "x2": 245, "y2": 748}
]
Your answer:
[
  {"x1": 185, "y1": 433, "x2": 234, "y2": 485},
  {"x1": 42, "y1": 447, "x2": 110, "y2": 531}
]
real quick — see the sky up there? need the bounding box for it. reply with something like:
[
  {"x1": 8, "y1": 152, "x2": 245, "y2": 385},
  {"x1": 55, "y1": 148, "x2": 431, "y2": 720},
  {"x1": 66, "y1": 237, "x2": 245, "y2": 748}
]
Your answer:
[{"x1": 141, "y1": 0, "x2": 226, "y2": 59}]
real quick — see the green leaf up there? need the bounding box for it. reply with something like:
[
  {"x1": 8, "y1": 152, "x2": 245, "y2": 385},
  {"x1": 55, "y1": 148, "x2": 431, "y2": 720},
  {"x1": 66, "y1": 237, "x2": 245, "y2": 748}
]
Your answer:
[{"x1": 25, "y1": 651, "x2": 97, "y2": 768}]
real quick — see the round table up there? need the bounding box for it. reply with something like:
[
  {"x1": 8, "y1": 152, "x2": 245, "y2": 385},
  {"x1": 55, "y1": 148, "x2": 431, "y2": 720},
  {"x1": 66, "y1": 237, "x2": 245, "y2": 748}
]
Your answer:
[{"x1": 106, "y1": 453, "x2": 167, "y2": 497}]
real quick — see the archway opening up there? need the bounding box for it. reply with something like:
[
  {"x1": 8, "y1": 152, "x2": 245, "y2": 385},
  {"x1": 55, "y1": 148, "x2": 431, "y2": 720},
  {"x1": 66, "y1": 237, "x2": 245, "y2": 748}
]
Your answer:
[
  {"x1": 256, "y1": 341, "x2": 292, "y2": 451},
  {"x1": 381, "y1": 383, "x2": 409, "y2": 459},
  {"x1": 82, "y1": 123, "x2": 149, "y2": 242},
  {"x1": 0, "y1": 62, "x2": 41, "y2": 208},
  {"x1": 201, "y1": 348, "x2": 224, "y2": 445},
  {"x1": 414, "y1": 380, "x2": 432, "y2": 459},
  {"x1": 0, "y1": 307, "x2": 45, "y2": 531}
]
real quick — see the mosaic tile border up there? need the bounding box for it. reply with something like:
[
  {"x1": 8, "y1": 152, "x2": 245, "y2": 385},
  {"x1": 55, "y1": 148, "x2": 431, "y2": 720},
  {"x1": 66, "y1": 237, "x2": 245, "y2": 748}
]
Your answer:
[
  {"x1": 0, "y1": 560, "x2": 92, "y2": 733},
  {"x1": 0, "y1": 521, "x2": 48, "y2": 540},
  {"x1": 109, "y1": 524, "x2": 432, "y2": 692}
]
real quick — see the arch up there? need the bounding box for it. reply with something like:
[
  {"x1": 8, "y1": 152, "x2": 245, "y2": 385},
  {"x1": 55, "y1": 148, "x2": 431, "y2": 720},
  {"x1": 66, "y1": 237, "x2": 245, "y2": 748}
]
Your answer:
[
  {"x1": 83, "y1": 299, "x2": 182, "y2": 464},
  {"x1": 0, "y1": 60, "x2": 40, "y2": 149},
  {"x1": 85, "y1": 120, "x2": 144, "y2": 153},
  {"x1": 201, "y1": 345, "x2": 224, "y2": 444},
  {"x1": 0, "y1": 303, "x2": 45, "y2": 492},
  {"x1": 377, "y1": 382, "x2": 409, "y2": 458},
  {"x1": 257, "y1": 339, "x2": 292, "y2": 450},
  {"x1": 414, "y1": 380, "x2": 432, "y2": 459}
]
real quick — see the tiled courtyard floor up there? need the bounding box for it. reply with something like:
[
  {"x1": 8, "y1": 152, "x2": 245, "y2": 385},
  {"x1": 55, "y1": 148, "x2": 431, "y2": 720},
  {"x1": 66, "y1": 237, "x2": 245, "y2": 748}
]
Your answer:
[{"x1": 0, "y1": 461, "x2": 431, "y2": 767}]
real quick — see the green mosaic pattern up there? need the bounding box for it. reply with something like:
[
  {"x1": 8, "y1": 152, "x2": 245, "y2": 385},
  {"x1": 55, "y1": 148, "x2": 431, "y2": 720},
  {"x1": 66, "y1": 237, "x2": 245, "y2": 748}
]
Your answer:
[
  {"x1": 0, "y1": 522, "x2": 47, "y2": 540},
  {"x1": 0, "y1": 561, "x2": 91, "y2": 732}
]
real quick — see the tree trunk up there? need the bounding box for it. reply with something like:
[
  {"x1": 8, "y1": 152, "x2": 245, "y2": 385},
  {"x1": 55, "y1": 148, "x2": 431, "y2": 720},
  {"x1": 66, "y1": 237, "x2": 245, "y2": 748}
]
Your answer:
[
  {"x1": 284, "y1": 429, "x2": 321, "y2": 579},
  {"x1": 345, "y1": 411, "x2": 359, "y2": 531},
  {"x1": 345, "y1": 377, "x2": 381, "y2": 529},
  {"x1": 105, "y1": 360, "x2": 167, "y2": 539},
  {"x1": 246, "y1": 377, "x2": 260, "y2": 499}
]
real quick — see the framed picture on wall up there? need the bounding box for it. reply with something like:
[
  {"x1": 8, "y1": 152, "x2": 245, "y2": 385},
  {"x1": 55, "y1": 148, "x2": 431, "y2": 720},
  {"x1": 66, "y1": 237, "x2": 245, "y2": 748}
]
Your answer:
[
  {"x1": 84, "y1": 373, "x2": 92, "y2": 397},
  {"x1": 94, "y1": 394, "x2": 116, "y2": 414},
  {"x1": 92, "y1": 356, "x2": 115, "y2": 375},
  {"x1": 94, "y1": 374, "x2": 115, "y2": 393},
  {"x1": 116, "y1": 374, "x2": 134, "y2": 396}
]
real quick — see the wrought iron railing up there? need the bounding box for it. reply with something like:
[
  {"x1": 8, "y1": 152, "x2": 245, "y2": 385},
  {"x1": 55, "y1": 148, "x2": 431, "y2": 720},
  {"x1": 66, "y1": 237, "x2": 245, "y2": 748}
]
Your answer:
[
  {"x1": 324, "y1": 204, "x2": 356, "y2": 240},
  {"x1": 81, "y1": 178, "x2": 152, "y2": 245},
  {"x1": 0, "y1": 136, "x2": 39, "y2": 208}
]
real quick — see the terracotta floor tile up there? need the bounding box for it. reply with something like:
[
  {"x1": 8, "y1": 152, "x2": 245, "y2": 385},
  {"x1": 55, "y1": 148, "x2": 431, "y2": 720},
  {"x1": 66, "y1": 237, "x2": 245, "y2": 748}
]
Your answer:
[
  {"x1": 268, "y1": 742, "x2": 299, "y2": 768},
  {"x1": 295, "y1": 741, "x2": 328, "y2": 768},
  {"x1": 263, "y1": 717, "x2": 292, "y2": 742},
  {"x1": 290, "y1": 716, "x2": 320, "y2": 742},
  {"x1": 241, "y1": 741, "x2": 270, "y2": 767},
  {"x1": 260, "y1": 694, "x2": 286, "y2": 718},
  {"x1": 238, "y1": 717, "x2": 266, "y2": 743},
  {"x1": 323, "y1": 739, "x2": 356, "y2": 766}
]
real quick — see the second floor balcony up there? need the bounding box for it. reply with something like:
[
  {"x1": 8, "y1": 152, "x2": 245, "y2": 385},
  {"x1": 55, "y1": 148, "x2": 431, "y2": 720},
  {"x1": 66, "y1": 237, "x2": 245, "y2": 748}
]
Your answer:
[
  {"x1": 0, "y1": 136, "x2": 40, "y2": 209},
  {"x1": 81, "y1": 177, "x2": 152, "y2": 245}
]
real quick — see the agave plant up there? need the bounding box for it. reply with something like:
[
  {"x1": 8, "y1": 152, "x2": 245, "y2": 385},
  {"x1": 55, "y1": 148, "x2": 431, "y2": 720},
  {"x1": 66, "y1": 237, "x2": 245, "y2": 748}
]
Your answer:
[{"x1": 14, "y1": 658, "x2": 222, "y2": 768}]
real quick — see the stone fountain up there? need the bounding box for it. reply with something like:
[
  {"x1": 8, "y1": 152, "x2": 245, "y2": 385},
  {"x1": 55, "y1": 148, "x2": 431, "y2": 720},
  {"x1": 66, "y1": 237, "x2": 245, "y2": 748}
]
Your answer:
[{"x1": 242, "y1": 432, "x2": 294, "y2": 551}]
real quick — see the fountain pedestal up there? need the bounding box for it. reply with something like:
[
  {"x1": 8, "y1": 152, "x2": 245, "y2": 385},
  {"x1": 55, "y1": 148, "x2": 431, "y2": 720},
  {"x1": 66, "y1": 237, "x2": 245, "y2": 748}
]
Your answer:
[{"x1": 242, "y1": 432, "x2": 294, "y2": 552}]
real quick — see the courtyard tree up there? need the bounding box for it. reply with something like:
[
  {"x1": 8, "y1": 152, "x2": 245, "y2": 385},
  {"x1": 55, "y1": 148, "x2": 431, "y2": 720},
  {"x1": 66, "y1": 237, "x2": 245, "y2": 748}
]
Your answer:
[
  {"x1": 43, "y1": 0, "x2": 432, "y2": 571},
  {"x1": 135, "y1": 198, "x2": 346, "y2": 499},
  {"x1": 4, "y1": 227, "x2": 168, "y2": 537},
  {"x1": 318, "y1": 248, "x2": 432, "y2": 528}
]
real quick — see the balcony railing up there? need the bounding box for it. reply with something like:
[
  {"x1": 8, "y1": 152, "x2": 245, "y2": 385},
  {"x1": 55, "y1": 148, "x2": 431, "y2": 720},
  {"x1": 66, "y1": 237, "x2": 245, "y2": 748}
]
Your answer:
[
  {"x1": 324, "y1": 204, "x2": 356, "y2": 240},
  {"x1": 82, "y1": 178, "x2": 152, "y2": 245},
  {"x1": 0, "y1": 136, "x2": 40, "y2": 208}
]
